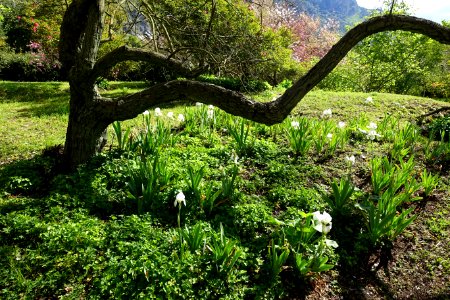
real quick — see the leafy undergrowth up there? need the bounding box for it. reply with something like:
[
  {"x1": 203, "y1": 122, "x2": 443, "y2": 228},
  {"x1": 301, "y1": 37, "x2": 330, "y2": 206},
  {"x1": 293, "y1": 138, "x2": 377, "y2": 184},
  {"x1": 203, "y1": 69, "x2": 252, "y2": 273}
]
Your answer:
[{"x1": 1, "y1": 82, "x2": 450, "y2": 299}]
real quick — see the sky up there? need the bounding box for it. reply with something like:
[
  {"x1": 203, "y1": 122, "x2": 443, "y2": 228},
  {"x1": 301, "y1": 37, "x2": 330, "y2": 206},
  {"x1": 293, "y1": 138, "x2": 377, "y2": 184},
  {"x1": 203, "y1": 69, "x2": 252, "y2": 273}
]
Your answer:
[{"x1": 356, "y1": 0, "x2": 450, "y2": 23}]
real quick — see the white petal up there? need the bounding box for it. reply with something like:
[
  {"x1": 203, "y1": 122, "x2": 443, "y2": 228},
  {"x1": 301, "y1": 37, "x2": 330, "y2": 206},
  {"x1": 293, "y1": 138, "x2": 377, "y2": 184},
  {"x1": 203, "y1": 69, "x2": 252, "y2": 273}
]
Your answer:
[
  {"x1": 323, "y1": 223, "x2": 332, "y2": 234},
  {"x1": 312, "y1": 211, "x2": 322, "y2": 221},
  {"x1": 313, "y1": 223, "x2": 323, "y2": 233},
  {"x1": 322, "y1": 212, "x2": 332, "y2": 223},
  {"x1": 325, "y1": 239, "x2": 339, "y2": 248}
]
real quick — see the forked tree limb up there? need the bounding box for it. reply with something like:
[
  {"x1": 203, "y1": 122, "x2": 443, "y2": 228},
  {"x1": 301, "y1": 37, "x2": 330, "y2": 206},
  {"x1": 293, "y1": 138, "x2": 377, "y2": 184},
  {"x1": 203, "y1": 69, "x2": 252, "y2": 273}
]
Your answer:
[
  {"x1": 89, "y1": 46, "x2": 197, "y2": 84},
  {"x1": 97, "y1": 80, "x2": 270, "y2": 123},
  {"x1": 96, "y1": 15, "x2": 450, "y2": 125}
]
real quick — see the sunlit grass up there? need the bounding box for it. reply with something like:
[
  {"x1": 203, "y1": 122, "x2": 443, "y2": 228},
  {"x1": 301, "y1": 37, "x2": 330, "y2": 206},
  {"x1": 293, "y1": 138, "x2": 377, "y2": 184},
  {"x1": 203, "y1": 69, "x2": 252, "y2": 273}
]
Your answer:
[
  {"x1": 0, "y1": 82, "x2": 69, "y2": 163},
  {"x1": 1, "y1": 81, "x2": 449, "y2": 165}
]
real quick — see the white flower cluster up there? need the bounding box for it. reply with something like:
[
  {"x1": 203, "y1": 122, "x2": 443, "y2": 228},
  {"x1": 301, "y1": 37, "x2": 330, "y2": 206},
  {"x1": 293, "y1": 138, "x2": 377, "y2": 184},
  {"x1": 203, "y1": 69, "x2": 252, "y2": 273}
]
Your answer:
[
  {"x1": 207, "y1": 105, "x2": 214, "y2": 119},
  {"x1": 322, "y1": 109, "x2": 332, "y2": 118},
  {"x1": 345, "y1": 155, "x2": 356, "y2": 165},
  {"x1": 365, "y1": 96, "x2": 374, "y2": 104},
  {"x1": 359, "y1": 122, "x2": 381, "y2": 140},
  {"x1": 142, "y1": 109, "x2": 184, "y2": 122}
]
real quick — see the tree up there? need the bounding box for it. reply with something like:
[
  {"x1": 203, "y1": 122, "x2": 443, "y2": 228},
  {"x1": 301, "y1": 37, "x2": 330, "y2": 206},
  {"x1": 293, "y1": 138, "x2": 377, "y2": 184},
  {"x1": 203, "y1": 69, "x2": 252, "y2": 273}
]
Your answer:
[
  {"x1": 265, "y1": 2, "x2": 339, "y2": 62},
  {"x1": 318, "y1": 0, "x2": 450, "y2": 96},
  {"x1": 59, "y1": 0, "x2": 450, "y2": 170},
  {"x1": 129, "y1": 0, "x2": 296, "y2": 84}
]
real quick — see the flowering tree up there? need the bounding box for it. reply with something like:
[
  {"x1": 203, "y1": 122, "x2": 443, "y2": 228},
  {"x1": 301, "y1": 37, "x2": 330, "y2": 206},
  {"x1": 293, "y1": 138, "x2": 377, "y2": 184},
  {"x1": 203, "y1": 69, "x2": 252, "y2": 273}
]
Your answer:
[
  {"x1": 58, "y1": 0, "x2": 450, "y2": 170},
  {"x1": 265, "y1": 3, "x2": 339, "y2": 62}
]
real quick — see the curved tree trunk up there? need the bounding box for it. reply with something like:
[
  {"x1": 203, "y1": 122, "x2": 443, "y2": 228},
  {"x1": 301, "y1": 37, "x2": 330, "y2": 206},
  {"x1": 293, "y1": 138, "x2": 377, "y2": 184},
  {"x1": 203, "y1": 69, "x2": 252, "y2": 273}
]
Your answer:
[{"x1": 59, "y1": 0, "x2": 450, "y2": 170}]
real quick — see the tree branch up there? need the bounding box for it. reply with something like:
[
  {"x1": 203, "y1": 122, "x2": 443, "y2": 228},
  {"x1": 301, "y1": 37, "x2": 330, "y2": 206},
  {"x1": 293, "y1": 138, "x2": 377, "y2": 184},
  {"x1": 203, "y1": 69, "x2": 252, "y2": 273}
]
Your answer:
[
  {"x1": 98, "y1": 80, "x2": 271, "y2": 123},
  {"x1": 274, "y1": 15, "x2": 450, "y2": 115},
  {"x1": 89, "y1": 46, "x2": 196, "y2": 84},
  {"x1": 97, "y1": 15, "x2": 450, "y2": 125}
]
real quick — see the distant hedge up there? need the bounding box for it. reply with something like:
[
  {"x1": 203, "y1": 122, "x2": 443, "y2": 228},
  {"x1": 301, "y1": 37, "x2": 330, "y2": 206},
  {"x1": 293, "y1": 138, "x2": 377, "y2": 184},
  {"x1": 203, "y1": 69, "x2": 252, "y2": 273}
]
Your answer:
[
  {"x1": 0, "y1": 50, "x2": 61, "y2": 81},
  {"x1": 196, "y1": 74, "x2": 272, "y2": 93}
]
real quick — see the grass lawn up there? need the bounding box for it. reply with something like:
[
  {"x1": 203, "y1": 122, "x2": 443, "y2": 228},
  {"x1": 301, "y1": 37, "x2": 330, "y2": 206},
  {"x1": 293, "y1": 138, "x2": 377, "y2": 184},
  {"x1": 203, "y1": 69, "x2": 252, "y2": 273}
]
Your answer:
[{"x1": 0, "y1": 81, "x2": 449, "y2": 299}]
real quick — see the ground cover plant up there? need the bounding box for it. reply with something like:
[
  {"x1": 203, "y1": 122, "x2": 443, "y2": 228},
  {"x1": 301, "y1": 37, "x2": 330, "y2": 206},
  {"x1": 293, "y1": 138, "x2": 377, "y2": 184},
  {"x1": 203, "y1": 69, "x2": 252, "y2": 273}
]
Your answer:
[{"x1": 1, "y1": 82, "x2": 450, "y2": 298}]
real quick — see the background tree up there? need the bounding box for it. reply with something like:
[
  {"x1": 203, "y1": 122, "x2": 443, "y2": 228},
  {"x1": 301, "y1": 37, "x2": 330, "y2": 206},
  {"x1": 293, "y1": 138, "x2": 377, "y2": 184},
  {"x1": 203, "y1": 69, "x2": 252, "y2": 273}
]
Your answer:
[
  {"x1": 266, "y1": 2, "x2": 339, "y2": 62},
  {"x1": 53, "y1": 0, "x2": 450, "y2": 169},
  {"x1": 127, "y1": 0, "x2": 296, "y2": 85},
  {"x1": 319, "y1": 0, "x2": 450, "y2": 97}
]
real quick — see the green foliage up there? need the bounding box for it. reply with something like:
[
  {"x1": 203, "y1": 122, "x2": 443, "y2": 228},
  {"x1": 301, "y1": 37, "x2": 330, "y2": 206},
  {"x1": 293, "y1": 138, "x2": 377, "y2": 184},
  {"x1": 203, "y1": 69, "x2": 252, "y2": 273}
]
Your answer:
[
  {"x1": 126, "y1": 156, "x2": 173, "y2": 214},
  {"x1": 428, "y1": 116, "x2": 450, "y2": 141},
  {"x1": 231, "y1": 202, "x2": 272, "y2": 238},
  {"x1": 2, "y1": 82, "x2": 450, "y2": 298},
  {"x1": 197, "y1": 74, "x2": 272, "y2": 92},
  {"x1": 268, "y1": 240, "x2": 290, "y2": 278},
  {"x1": 209, "y1": 224, "x2": 244, "y2": 277},
  {"x1": 361, "y1": 155, "x2": 425, "y2": 246},
  {"x1": 420, "y1": 169, "x2": 439, "y2": 197},
  {"x1": 185, "y1": 164, "x2": 206, "y2": 204},
  {"x1": 135, "y1": 119, "x2": 176, "y2": 158},
  {"x1": 324, "y1": 177, "x2": 355, "y2": 215},
  {"x1": 220, "y1": 164, "x2": 240, "y2": 203},
  {"x1": 358, "y1": 190, "x2": 417, "y2": 246},
  {"x1": 319, "y1": 2, "x2": 450, "y2": 98},
  {"x1": 285, "y1": 118, "x2": 313, "y2": 156},
  {"x1": 390, "y1": 123, "x2": 419, "y2": 160},
  {"x1": 181, "y1": 222, "x2": 208, "y2": 253},
  {"x1": 227, "y1": 118, "x2": 251, "y2": 156},
  {"x1": 112, "y1": 121, "x2": 132, "y2": 151}
]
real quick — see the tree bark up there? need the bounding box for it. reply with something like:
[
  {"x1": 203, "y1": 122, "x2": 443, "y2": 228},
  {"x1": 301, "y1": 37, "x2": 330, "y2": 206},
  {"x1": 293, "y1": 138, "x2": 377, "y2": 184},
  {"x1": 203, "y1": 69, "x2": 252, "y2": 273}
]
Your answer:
[{"x1": 59, "y1": 0, "x2": 450, "y2": 170}]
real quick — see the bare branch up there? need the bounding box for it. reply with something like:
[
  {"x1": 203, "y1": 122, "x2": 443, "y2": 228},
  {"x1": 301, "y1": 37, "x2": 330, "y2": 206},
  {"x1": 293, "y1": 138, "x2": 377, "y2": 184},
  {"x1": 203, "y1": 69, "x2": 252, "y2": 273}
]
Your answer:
[
  {"x1": 89, "y1": 46, "x2": 195, "y2": 84},
  {"x1": 98, "y1": 80, "x2": 274, "y2": 123}
]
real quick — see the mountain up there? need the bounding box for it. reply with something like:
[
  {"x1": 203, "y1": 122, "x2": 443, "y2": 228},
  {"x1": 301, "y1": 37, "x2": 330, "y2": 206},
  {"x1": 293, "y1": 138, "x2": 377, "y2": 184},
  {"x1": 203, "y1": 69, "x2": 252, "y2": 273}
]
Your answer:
[{"x1": 282, "y1": 0, "x2": 370, "y2": 30}]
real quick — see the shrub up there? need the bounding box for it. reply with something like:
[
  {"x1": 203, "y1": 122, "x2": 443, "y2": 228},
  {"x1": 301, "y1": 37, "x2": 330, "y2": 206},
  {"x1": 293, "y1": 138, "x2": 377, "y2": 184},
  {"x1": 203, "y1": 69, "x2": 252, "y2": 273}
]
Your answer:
[
  {"x1": 197, "y1": 74, "x2": 272, "y2": 92},
  {"x1": 0, "y1": 49, "x2": 60, "y2": 81}
]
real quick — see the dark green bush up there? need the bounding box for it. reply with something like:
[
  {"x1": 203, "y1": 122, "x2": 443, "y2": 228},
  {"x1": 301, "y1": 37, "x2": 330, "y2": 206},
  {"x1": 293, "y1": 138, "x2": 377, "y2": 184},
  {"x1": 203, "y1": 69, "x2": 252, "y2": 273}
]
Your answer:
[
  {"x1": 197, "y1": 74, "x2": 272, "y2": 92},
  {"x1": 0, "y1": 49, "x2": 61, "y2": 81}
]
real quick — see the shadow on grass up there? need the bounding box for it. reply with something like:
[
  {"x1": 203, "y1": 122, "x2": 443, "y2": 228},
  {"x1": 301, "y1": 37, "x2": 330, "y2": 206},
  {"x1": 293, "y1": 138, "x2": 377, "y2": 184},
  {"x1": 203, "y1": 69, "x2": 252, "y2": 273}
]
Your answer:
[
  {"x1": 0, "y1": 148, "x2": 135, "y2": 220},
  {"x1": 0, "y1": 81, "x2": 69, "y2": 103},
  {"x1": 0, "y1": 81, "x2": 70, "y2": 117}
]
